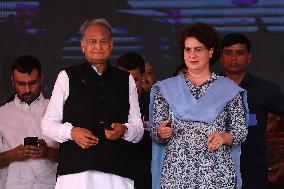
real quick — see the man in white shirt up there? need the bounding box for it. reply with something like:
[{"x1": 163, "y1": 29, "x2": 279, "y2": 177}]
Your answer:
[
  {"x1": 0, "y1": 55, "x2": 58, "y2": 189},
  {"x1": 41, "y1": 18, "x2": 144, "y2": 189}
]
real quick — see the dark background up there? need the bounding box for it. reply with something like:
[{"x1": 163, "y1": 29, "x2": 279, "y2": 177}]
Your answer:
[{"x1": 0, "y1": 0, "x2": 283, "y2": 104}]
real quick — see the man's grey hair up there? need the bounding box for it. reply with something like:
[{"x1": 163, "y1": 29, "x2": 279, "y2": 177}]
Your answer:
[{"x1": 79, "y1": 18, "x2": 112, "y2": 38}]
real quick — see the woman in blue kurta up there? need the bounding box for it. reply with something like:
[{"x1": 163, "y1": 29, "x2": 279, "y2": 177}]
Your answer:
[{"x1": 150, "y1": 23, "x2": 249, "y2": 189}]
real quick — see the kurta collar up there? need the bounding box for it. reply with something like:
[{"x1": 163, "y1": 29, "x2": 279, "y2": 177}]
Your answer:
[{"x1": 13, "y1": 93, "x2": 44, "y2": 109}]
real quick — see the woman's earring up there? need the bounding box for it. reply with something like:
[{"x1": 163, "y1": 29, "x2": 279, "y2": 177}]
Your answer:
[{"x1": 209, "y1": 50, "x2": 213, "y2": 57}]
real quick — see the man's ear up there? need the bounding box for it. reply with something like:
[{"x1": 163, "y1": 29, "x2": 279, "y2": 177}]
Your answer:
[
  {"x1": 110, "y1": 39, "x2": 114, "y2": 52},
  {"x1": 39, "y1": 75, "x2": 43, "y2": 86},
  {"x1": 248, "y1": 52, "x2": 252, "y2": 63},
  {"x1": 80, "y1": 40, "x2": 86, "y2": 54},
  {"x1": 10, "y1": 75, "x2": 15, "y2": 88}
]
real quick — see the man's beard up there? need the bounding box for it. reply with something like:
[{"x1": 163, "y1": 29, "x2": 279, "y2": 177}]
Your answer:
[{"x1": 18, "y1": 92, "x2": 39, "y2": 104}]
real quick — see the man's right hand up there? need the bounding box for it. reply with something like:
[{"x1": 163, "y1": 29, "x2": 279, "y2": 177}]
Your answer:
[
  {"x1": 0, "y1": 145, "x2": 29, "y2": 168},
  {"x1": 10, "y1": 145, "x2": 29, "y2": 161},
  {"x1": 71, "y1": 127, "x2": 99, "y2": 149}
]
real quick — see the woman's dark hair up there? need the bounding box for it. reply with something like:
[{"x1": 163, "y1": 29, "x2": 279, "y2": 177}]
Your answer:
[
  {"x1": 174, "y1": 63, "x2": 187, "y2": 76},
  {"x1": 179, "y1": 22, "x2": 221, "y2": 65}
]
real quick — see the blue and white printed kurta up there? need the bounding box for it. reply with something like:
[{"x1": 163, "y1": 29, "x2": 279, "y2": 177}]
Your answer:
[{"x1": 151, "y1": 74, "x2": 247, "y2": 189}]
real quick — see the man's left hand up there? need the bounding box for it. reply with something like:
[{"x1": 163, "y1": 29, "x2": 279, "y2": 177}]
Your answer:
[
  {"x1": 105, "y1": 123, "x2": 127, "y2": 140},
  {"x1": 25, "y1": 139, "x2": 47, "y2": 159}
]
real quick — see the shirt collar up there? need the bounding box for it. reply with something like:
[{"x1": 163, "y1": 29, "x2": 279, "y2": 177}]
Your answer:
[
  {"x1": 85, "y1": 60, "x2": 110, "y2": 76},
  {"x1": 220, "y1": 71, "x2": 254, "y2": 87},
  {"x1": 13, "y1": 93, "x2": 44, "y2": 108},
  {"x1": 92, "y1": 65, "x2": 102, "y2": 76},
  {"x1": 240, "y1": 73, "x2": 254, "y2": 87}
]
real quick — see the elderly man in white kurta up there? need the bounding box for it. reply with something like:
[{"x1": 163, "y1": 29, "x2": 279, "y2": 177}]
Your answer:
[{"x1": 41, "y1": 18, "x2": 143, "y2": 189}]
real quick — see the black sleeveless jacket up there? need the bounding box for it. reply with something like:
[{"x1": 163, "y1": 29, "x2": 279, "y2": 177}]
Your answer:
[{"x1": 58, "y1": 62, "x2": 135, "y2": 179}]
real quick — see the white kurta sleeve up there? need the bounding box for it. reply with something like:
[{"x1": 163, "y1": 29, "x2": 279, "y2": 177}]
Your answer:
[
  {"x1": 41, "y1": 71, "x2": 73, "y2": 143},
  {"x1": 122, "y1": 75, "x2": 144, "y2": 143}
]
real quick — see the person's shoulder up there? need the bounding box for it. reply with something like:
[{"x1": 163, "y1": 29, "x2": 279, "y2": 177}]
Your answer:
[
  {"x1": 218, "y1": 76, "x2": 237, "y2": 85},
  {"x1": 250, "y1": 74, "x2": 280, "y2": 90},
  {"x1": 108, "y1": 66, "x2": 130, "y2": 79},
  {"x1": 110, "y1": 66, "x2": 129, "y2": 75},
  {"x1": 64, "y1": 63, "x2": 85, "y2": 72},
  {"x1": 62, "y1": 63, "x2": 89, "y2": 80},
  {"x1": 217, "y1": 76, "x2": 241, "y2": 88},
  {"x1": 215, "y1": 76, "x2": 245, "y2": 95},
  {"x1": 152, "y1": 75, "x2": 183, "y2": 89},
  {"x1": 0, "y1": 100, "x2": 14, "y2": 115},
  {"x1": 41, "y1": 96, "x2": 50, "y2": 107},
  {"x1": 159, "y1": 75, "x2": 182, "y2": 85}
]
